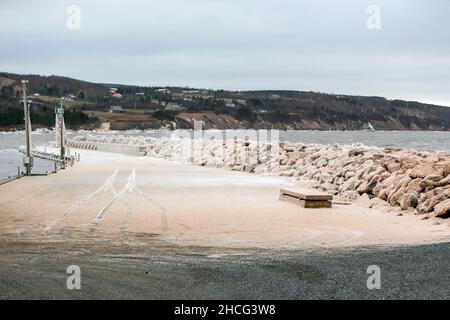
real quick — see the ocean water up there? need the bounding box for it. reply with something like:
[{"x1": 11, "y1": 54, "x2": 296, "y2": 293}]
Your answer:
[
  {"x1": 0, "y1": 130, "x2": 449, "y2": 181},
  {"x1": 0, "y1": 131, "x2": 60, "y2": 181},
  {"x1": 282, "y1": 130, "x2": 450, "y2": 154}
]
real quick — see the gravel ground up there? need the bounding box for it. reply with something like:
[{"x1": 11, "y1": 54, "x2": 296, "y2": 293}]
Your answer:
[{"x1": 0, "y1": 236, "x2": 448, "y2": 300}]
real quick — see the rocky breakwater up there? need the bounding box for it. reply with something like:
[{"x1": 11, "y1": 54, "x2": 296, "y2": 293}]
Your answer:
[
  {"x1": 275, "y1": 143, "x2": 450, "y2": 219},
  {"x1": 72, "y1": 134, "x2": 450, "y2": 219}
]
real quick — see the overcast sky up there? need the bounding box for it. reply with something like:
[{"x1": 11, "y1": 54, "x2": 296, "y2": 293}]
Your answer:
[{"x1": 1, "y1": 0, "x2": 449, "y2": 106}]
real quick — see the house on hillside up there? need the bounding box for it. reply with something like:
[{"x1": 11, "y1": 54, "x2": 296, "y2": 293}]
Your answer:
[
  {"x1": 157, "y1": 88, "x2": 171, "y2": 95},
  {"x1": 109, "y1": 105, "x2": 123, "y2": 113},
  {"x1": 165, "y1": 102, "x2": 185, "y2": 111},
  {"x1": 225, "y1": 103, "x2": 238, "y2": 109},
  {"x1": 171, "y1": 93, "x2": 184, "y2": 100}
]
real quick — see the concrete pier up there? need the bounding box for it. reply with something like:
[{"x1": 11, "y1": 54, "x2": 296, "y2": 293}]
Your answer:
[{"x1": 66, "y1": 139, "x2": 147, "y2": 156}]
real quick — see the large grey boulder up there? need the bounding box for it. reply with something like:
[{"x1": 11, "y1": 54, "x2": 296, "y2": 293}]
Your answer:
[
  {"x1": 434, "y1": 199, "x2": 450, "y2": 218},
  {"x1": 400, "y1": 192, "x2": 419, "y2": 210}
]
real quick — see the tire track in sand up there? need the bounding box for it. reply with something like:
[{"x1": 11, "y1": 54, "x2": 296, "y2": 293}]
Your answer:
[
  {"x1": 39, "y1": 168, "x2": 119, "y2": 236},
  {"x1": 19, "y1": 168, "x2": 169, "y2": 237},
  {"x1": 88, "y1": 168, "x2": 168, "y2": 235},
  {"x1": 88, "y1": 169, "x2": 135, "y2": 234},
  {"x1": 134, "y1": 186, "x2": 168, "y2": 233},
  {"x1": 117, "y1": 168, "x2": 169, "y2": 234}
]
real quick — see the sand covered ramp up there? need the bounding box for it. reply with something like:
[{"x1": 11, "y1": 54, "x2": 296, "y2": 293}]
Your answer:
[{"x1": 0, "y1": 150, "x2": 449, "y2": 249}]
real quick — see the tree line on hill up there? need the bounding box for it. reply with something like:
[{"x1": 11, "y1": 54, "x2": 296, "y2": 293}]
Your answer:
[
  {"x1": 0, "y1": 106, "x2": 92, "y2": 128},
  {"x1": 1, "y1": 72, "x2": 449, "y2": 130}
]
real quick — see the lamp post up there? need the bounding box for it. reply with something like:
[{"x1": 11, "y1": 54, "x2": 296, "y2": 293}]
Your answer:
[
  {"x1": 55, "y1": 98, "x2": 65, "y2": 159},
  {"x1": 21, "y1": 80, "x2": 33, "y2": 176}
]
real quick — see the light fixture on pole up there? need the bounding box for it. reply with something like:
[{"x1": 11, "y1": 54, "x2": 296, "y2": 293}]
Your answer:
[{"x1": 21, "y1": 80, "x2": 33, "y2": 176}]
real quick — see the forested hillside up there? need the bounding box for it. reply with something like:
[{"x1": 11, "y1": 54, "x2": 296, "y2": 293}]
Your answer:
[{"x1": 0, "y1": 72, "x2": 449, "y2": 131}]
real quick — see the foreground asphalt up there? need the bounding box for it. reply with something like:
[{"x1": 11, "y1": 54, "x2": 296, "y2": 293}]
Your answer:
[{"x1": 0, "y1": 236, "x2": 448, "y2": 299}]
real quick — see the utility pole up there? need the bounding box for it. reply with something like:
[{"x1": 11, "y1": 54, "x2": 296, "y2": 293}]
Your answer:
[
  {"x1": 21, "y1": 80, "x2": 33, "y2": 176},
  {"x1": 55, "y1": 98, "x2": 66, "y2": 159},
  {"x1": 60, "y1": 98, "x2": 65, "y2": 159}
]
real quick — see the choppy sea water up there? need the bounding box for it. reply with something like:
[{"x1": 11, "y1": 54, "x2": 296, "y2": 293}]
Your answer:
[
  {"x1": 282, "y1": 130, "x2": 450, "y2": 154},
  {"x1": 0, "y1": 131, "x2": 60, "y2": 181},
  {"x1": 1, "y1": 130, "x2": 449, "y2": 181}
]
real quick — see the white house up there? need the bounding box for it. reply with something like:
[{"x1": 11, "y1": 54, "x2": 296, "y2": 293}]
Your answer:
[
  {"x1": 110, "y1": 105, "x2": 123, "y2": 113},
  {"x1": 225, "y1": 103, "x2": 238, "y2": 109},
  {"x1": 165, "y1": 102, "x2": 184, "y2": 111}
]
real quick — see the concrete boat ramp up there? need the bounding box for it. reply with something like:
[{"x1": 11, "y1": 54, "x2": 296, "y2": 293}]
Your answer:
[{"x1": 0, "y1": 149, "x2": 448, "y2": 249}]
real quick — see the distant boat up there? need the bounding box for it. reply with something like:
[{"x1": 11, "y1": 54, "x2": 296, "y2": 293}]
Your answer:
[{"x1": 361, "y1": 122, "x2": 376, "y2": 132}]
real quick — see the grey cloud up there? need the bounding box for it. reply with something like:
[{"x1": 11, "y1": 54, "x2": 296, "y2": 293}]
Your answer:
[{"x1": 0, "y1": 0, "x2": 449, "y2": 106}]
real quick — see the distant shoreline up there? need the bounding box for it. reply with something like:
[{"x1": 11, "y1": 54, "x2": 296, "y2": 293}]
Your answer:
[
  {"x1": 2, "y1": 71, "x2": 450, "y2": 132},
  {"x1": 1, "y1": 126, "x2": 450, "y2": 133}
]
